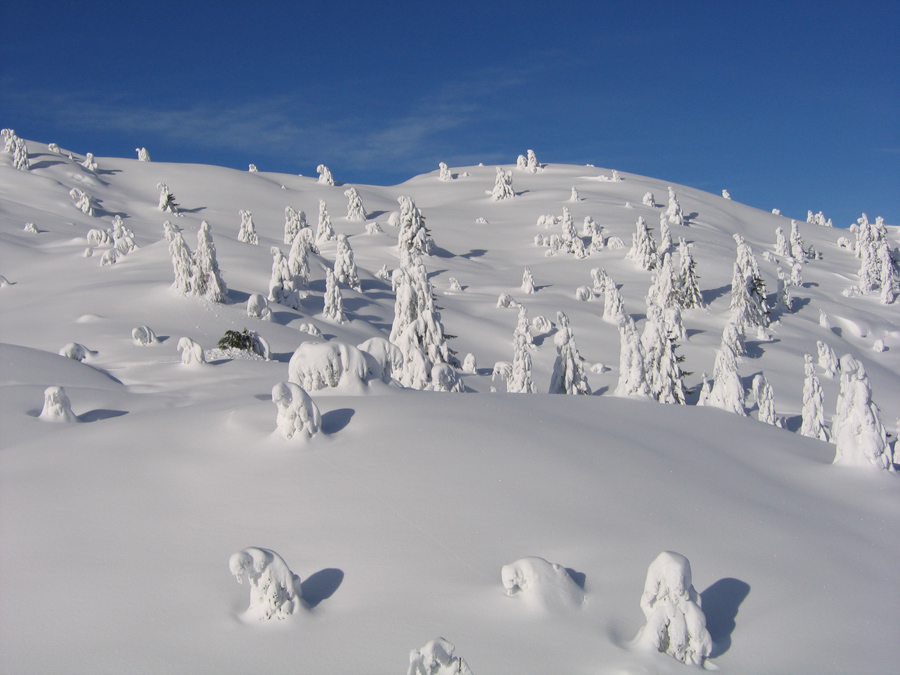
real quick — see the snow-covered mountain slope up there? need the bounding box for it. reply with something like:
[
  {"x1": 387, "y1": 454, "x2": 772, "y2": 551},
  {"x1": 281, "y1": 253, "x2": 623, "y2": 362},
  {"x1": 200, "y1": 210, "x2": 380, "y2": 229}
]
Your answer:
[{"x1": 1, "y1": 140, "x2": 898, "y2": 674}]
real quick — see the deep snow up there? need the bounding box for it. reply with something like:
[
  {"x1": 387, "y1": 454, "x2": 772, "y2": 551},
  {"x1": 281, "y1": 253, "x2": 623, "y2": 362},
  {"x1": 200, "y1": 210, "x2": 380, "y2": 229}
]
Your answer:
[{"x1": 1, "y1": 139, "x2": 898, "y2": 674}]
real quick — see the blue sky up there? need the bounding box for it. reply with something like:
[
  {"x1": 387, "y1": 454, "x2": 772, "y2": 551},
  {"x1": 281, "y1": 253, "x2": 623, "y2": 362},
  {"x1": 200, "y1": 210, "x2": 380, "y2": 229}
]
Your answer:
[{"x1": 2, "y1": 1, "x2": 897, "y2": 227}]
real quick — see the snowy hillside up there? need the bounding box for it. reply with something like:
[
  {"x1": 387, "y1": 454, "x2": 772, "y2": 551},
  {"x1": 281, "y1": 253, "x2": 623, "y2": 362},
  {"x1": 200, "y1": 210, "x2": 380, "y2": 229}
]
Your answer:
[{"x1": 1, "y1": 137, "x2": 898, "y2": 674}]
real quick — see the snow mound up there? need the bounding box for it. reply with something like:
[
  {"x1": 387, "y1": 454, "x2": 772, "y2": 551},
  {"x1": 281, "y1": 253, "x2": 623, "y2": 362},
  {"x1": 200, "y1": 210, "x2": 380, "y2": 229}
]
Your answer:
[
  {"x1": 501, "y1": 556, "x2": 584, "y2": 611},
  {"x1": 288, "y1": 341, "x2": 371, "y2": 392}
]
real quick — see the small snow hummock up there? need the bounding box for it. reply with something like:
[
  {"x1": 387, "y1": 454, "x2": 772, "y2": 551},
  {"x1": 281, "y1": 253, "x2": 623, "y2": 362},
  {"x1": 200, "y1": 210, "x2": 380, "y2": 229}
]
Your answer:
[
  {"x1": 501, "y1": 556, "x2": 584, "y2": 611},
  {"x1": 59, "y1": 343, "x2": 89, "y2": 361},
  {"x1": 39, "y1": 386, "x2": 78, "y2": 423},
  {"x1": 228, "y1": 547, "x2": 303, "y2": 621},
  {"x1": 408, "y1": 638, "x2": 474, "y2": 675},
  {"x1": 272, "y1": 382, "x2": 322, "y2": 441},
  {"x1": 247, "y1": 293, "x2": 272, "y2": 320},
  {"x1": 632, "y1": 551, "x2": 713, "y2": 667}
]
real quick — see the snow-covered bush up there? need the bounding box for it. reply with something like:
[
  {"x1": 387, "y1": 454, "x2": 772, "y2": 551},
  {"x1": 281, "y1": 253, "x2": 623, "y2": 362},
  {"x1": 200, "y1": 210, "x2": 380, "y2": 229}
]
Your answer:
[
  {"x1": 237, "y1": 210, "x2": 258, "y2": 245},
  {"x1": 575, "y1": 285, "x2": 593, "y2": 301},
  {"x1": 69, "y1": 188, "x2": 94, "y2": 216},
  {"x1": 323, "y1": 268, "x2": 345, "y2": 323},
  {"x1": 228, "y1": 547, "x2": 303, "y2": 620},
  {"x1": 298, "y1": 323, "x2": 322, "y2": 337},
  {"x1": 157, "y1": 183, "x2": 179, "y2": 214},
  {"x1": 358, "y1": 337, "x2": 404, "y2": 383},
  {"x1": 177, "y1": 337, "x2": 206, "y2": 365},
  {"x1": 408, "y1": 638, "x2": 473, "y2": 675},
  {"x1": 217, "y1": 328, "x2": 269, "y2": 359},
  {"x1": 48, "y1": 142, "x2": 61, "y2": 153},
  {"x1": 722, "y1": 189, "x2": 731, "y2": 200},
  {"x1": 831, "y1": 355, "x2": 893, "y2": 470},
  {"x1": 532, "y1": 315, "x2": 551, "y2": 333},
  {"x1": 549, "y1": 312, "x2": 590, "y2": 395},
  {"x1": 100, "y1": 249, "x2": 119, "y2": 266},
  {"x1": 81, "y1": 152, "x2": 98, "y2": 171},
  {"x1": 132, "y1": 325, "x2": 158, "y2": 345},
  {"x1": 800, "y1": 353, "x2": 828, "y2": 441},
  {"x1": 344, "y1": 187, "x2": 366, "y2": 221},
  {"x1": 431, "y1": 363, "x2": 463, "y2": 392},
  {"x1": 817, "y1": 340, "x2": 839, "y2": 378},
  {"x1": 632, "y1": 551, "x2": 713, "y2": 667},
  {"x1": 136, "y1": 147, "x2": 151, "y2": 162},
  {"x1": 501, "y1": 556, "x2": 584, "y2": 610},
  {"x1": 272, "y1": 382, "x2": 322, "y2": 441},
  {"x1": 522, "y1": 267, "x2": 535, "y2": 294},
  {"x1": 316, "y1": 164, "x2": 334, "y2": 185},
  {"x1": 462, "y1": 353, "x2": 477, "y2": 374},
  {"x1": 438, "y1": 162, "x2": 452, "y2": 181},
  {"x1": 490, "y1": 166, "x2": 515, "y2": 201},
  {"x1": 23, "y1": 222, "x2": 38, "y2": 234},
  {"x1": 246, "y1": 294, "x2": 271, "y2": 320},
  {"x1": 642, "y1": 192, "x2": 656, "y2": 207},
  {"x1": 59, "y1": 343, "x2": 88, "y2": 361},
  {"x1": 39, "y1": 386, "x2": 78, "y2": 422},
  {"x1": 334, "y1": 234, "x2": 361, "y2": 291},
  {"x1": 366, "y1": 221, "x2": 383, "y2": 235},
  {"x1": 496, "y1": 292, "x2": 516, "y2": 309},
  {"x1": 288, "y1": 341, "x2": 370, "y2": 392}
]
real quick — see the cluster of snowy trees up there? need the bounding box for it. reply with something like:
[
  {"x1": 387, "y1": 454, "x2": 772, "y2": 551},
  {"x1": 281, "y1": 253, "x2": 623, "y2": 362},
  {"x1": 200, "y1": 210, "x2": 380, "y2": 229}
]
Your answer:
[
  {"x1": 850, "y1": 214, "x2": 896, "y2": 303},
  {"x1": 2, "y1": 129, "x2": 30, "y2": 170},
  {"x1": 515, "y1": 149, "x2": 541, "y2": 173}
]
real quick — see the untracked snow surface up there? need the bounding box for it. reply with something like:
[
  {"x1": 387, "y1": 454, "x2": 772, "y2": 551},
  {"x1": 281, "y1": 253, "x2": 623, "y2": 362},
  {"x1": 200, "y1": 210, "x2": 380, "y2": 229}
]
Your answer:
[{"x1": 1, "y1": 139, "x2": 899, "y2": 674}]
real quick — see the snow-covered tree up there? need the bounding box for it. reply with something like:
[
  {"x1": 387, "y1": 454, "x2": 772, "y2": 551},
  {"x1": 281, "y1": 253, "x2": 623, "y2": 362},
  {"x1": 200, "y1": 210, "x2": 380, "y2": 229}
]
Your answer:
[
  {"x1": 237, "y1": 210, "x2": 258, "y2": 245},
  {"x1": 323, "y1": 268, "x2": 345, "y2": 323},
  {"x1": 397, "y1": 195, "x2": 434, "y2": 266},
  {"x1": 800, "y1": 354, "x2": 828, "y2": 441},
  {"x1": 601, "y1": 273, "x2": 626, "y2": 324},
  {"x1": 522, "y1": 267, "x2": 535, "y2": 294},
  {"x1": 287, "y1": 229, "x2": 311, "y2": 294},
  {"x1": 658, "y1": 212, "x2": 673, "y2": 256},
  {"x1": 157, "y1": 183, "x2": 179, "y2": 213},
  {"x1": 677, "y1": 238, "x2": 703, "y2": 309},
  {"x1": 228, "y1": 547, "x2": 303, "y2": 620},
  {"x1": 132, "y1": 326, "x2": 158, "y2": 345},
  {"x1": 615, "y1": 314, "x2": 650, "y2": 397},
  {"x1": 192, "y1": 221, "x2": 227, "y2": 302},
  {"x1": 268, "y1": 247, "x2": 297, "y2": 308},
  {"x1": 390, "y1": 261, "x2": 452, "y2": 389},
  {"x1": 641, "y1": 302, "x2": 687, "y2": 404},
  {"x1": 2, "y1": 128, "x2": 17, "y2": 153},
  {"x1": 569, "y1": 186, "x2": 580, "y2": 202},
  {"x1": 722, "y1": 189, "x2": 731, "y2": 200},
  {"x1": 642, "y1": 191, "x2": 656, "y2": 207},
  {"x1": 334, "y1": 233, "x2": 361, "y2": 291},
  {"x1": 774, "y1": 227, "x2": 790, "y2": 258},
  {"x1": 316, "y1": 199, "x2": 335, "y2": 243},
  {"x1": 648, "y1": 252, "x2": 679, "y2": 309},
  {"x1": 789, "y1": 220, "x2": 805, "y2": 260},
  {"x1": 408, "y1": 638, "x2": 473, "y2": 675},
  {"x1": 69, "y1": 188, "x2": 94, "y2": 216},
  {"x1": 271, "y1": 382, "x2": 322, "y2": 441},
  {"x1": 633, "y1": 551, "x2": 713, "y2": 667},
  {"x1": 284, "y1": 206, "x2": 307, "y2": 244},
  {"x1": 705, "y1": 321, "x2": 746, "y2": 415},
  {"x1": 316, "y1": 164, "x2": 334, "y2": 185},
  {"x1": 832, "y1": 355, "x2": 894, "y2": 470},
  {"x1": 177, "y1": 337, "x2": 206, "y2": 365},
  {"x1": 526, "y1": 149, "x2": 541, "y2": 173},
  {"x1": 13, "y1": 138, "x2": 29, "y2": 170},
  {"x1": 438, "y1": 162, "x2": 452, "y2": 181},
  {"x1": 558, "y1": 207, "x2": 586, "y2": 258},
  {"x1": 247, "y1": 293, "x2": 272, "y2": 320},
  {"x1": 626, "y1": 217, "x2": 658, "y2": 271},
  {"x1": 508, "y1": 306, "x2": 536, "y2": 394},
  {"x1": 729, "y1": 234, "x2": 768, "y2": 330},
  {"x1": 774, "y1": 267, "x2": 793, "y2": 313},
  {"x1": 39, "y1": 386, "x2": 77, "y2": 422},
  {"x1": 167, "y1": 227, "x2": 194, "y2": 294},
  {"x1": 81, "y1": 152, "x2": 97, "y2": 171},
  {"x1": 60, "y1": 342, "x2": 89, "y2": 361},
  {"x1": 817, "y1": 340, "x2": 839, "y2": 378},
  {"x1": 880, "y1": 241, "x2": 896, "y2": 304},
  {"x1": 549, "y1": 312, "x2": 590, "y2": 395},
  {"x1": 491, "y1": 166, "x2": 515, "y2": 201},
  {"x1": 344, "y1": 187, "x2": 366, "y2": 221},
  {"x1": 752, "y1": 373, "x2": 780, "y2": 426},
  {"x1": 136, "y1": 147, "x2": 151, "y2": 162},
  {"x1": 665, "y1": 186, "x2": 684, "y2": 226}
]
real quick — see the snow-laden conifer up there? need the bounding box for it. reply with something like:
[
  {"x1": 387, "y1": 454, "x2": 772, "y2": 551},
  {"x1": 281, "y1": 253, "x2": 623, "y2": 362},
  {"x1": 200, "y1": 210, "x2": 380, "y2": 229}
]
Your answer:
[
  {"x1": 228, "y1": 547, "x2": 303, "y2": 620},
  {"x1": 284, "y1": 206, "x2": 307, "y2": 244},
  {"x1": 729, "y1": 234, "x2": 768, "y2": 330},
  {"x1": 648, "y1": 252, "x2": 679, "y2": 309},
  {"x1": 600, "y1": 272, "x2": 626, "y2": 324},
  {"x1": 39, "y1": 386, "x2": 78, "y2": 422},
  {"x1": 642, "y1": 191, "x2": 656, "y2": 207},
  {"x1": 237, "y1": 210, "x2": 258, "y2": 245},
  {"x1": 817, "y1": 340, "x2": 839, "y2": 378},
  {"x1": 316, "y1": 199, "x2": 335, "y2": 243},
  {"x1": 323, "y1": 268, "x2": 344, "y2": 323},
  {"x1": 268, "y1": 247, "x2": 297, "y2": 308},
  {"x1": 752, "y1": 373, "x2": 780, "y2": 426},
  {"x1": 626, "y1": 217, "x2": 658, "y2": 271},
  {"x1": 136, "y1": 147, "x2": 151, "y2": 162},
  {"x1": 167, "y1": 227, "x2": 194, "y2": 294},
  {"x1": 526, "y1": 149, "x2": 541, "y2": 173},
  {"x1": 316, "y1": 164, "x2": 334, "y2": 185},
  {"x1": 832, "y1": 355, "x2": 893, "y2": 470},
  {"x1": 507, "y1": 307, "x2": 536, "y2": 394},
  {"x1": 247, "y1": 293, "x2": 272, "y2": 320},
  {"x1": 438, "y1": 162, "x2": 452, "y2": 181},
  {"x1": 706, "y1": 320, "x2": 746, "y2": 415},
  {"x1": 677, "y1": 238, "x2": 703, "y2": 309},
  {"x1": 287, "y1": 230, "x2": 311, "y2": 294},
  {"x1": 13, "y1": 138, "x2": 29, "y2": 170},
  {"x1": 334, "y1": 233, "x2": 361, "y2": 291},
  {"x1": 774, "y1": 227, "x2": 790, "y2": 258},
  {"x1": 157, "y1": 183, "x2": 179, "y2": 214},
  {"x1": 344, "y1": 187, "x2": 366, "y2": 221},
  {"x1": 177, "y1": 337, "x2": 206, "y2": 365},
  {"x1": 641, "y1": 302, "x2": 686, "y2": 404},
  {"x1": 191, "y1": 221, "x2": 227, "y2": 302},
  {"x1": 69, "y1": 188, "x2": 94, "y2": 216},
  {"x1": 397, "y1": 195, "x2": 433, "y2": 266},
  {"x1": 491, "y1": 166, "x2": 515, "y2": 201},
  {"x1": 633, "y1": 551, "x2": 712, "y2": 667},
  {"x1": 522, "y1": 267, "x2": 535, "y2": 294},
  {"x1": 789, "y1": 220, "x2": 805, "y2": 260},
  {"x1": 272, "y1": 382, "x2": 322, "y2": 441},
  {"x1": 81, "y1": 152, "x2": 97, "y2": 172},
  {"x1": 615, "y1": 314, "x2": 649, "y2": 397},
  {"x1": 2, "y1": 128, "x2": 17, "y2": 153},
  {"x1": 800, "y1": 354, "x2": 828, "y2": 441},
  {"x1": 658, "y1": 212, "x2": 673, "y2": 256},
  {"x1": 549, "y1": 312, "x2": 590, "y2": 395},
  {"x1": 665, "y1": 186, "x2": 684, "y2": 226}
]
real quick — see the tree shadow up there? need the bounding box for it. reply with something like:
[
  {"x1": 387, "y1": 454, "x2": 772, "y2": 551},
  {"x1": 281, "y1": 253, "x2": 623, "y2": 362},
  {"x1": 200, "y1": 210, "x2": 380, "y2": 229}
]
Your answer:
[
  {"x1": 702, "y1": 284, "x2": 731, "y2": 304},
  {"x1": 367, "y1": 210, "x2": 387, "y2": 220},
  {"x1": 227, "y1": 289, "x2": 251, "y2": 304},
  {"x1": 430, "y1": 246, "x2": 456, "y2": 259},
  {"x1": 28, "y1": 159, "x2": 68, "y2": 170},
  {"x1": 701, "y1": 578, "x2": 750, "y2": 658},
  {"x1": 744, "y1": 338, "x2": 780, "y2": 359},
  {"x1": 78, "y1": 409, "x2": 128, "y2": 422},
  {"x1": 591, "y1": 386, "x2": 609, "y2": 396},
  {"x1": 322, "y1": 408, "x2": 355, "y2": 434},
  {"x1": 95, "y1": 169, "x2": 123, "y2": 177},
  {"x1": 783, "y1": 414, "x2": 802, "y2": 432},
  {"x1": 461, "y1": 249, "x2": 488, "y2": 259},
  {"x1": 686, "y1": 328, "x2": 703, "y2": 339},
  {"x1": 565, "y1": 567, "x2": 586, "y2": 589},
  {"x1": 830, "y1": 326, "x2": 842, "y2": 338},
  {"x1": 301, "y1": 568, "x2": 344, "y2": 609},
  {"x1": 179, "y1": 206, "x2": 207, "y2": 214}
]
